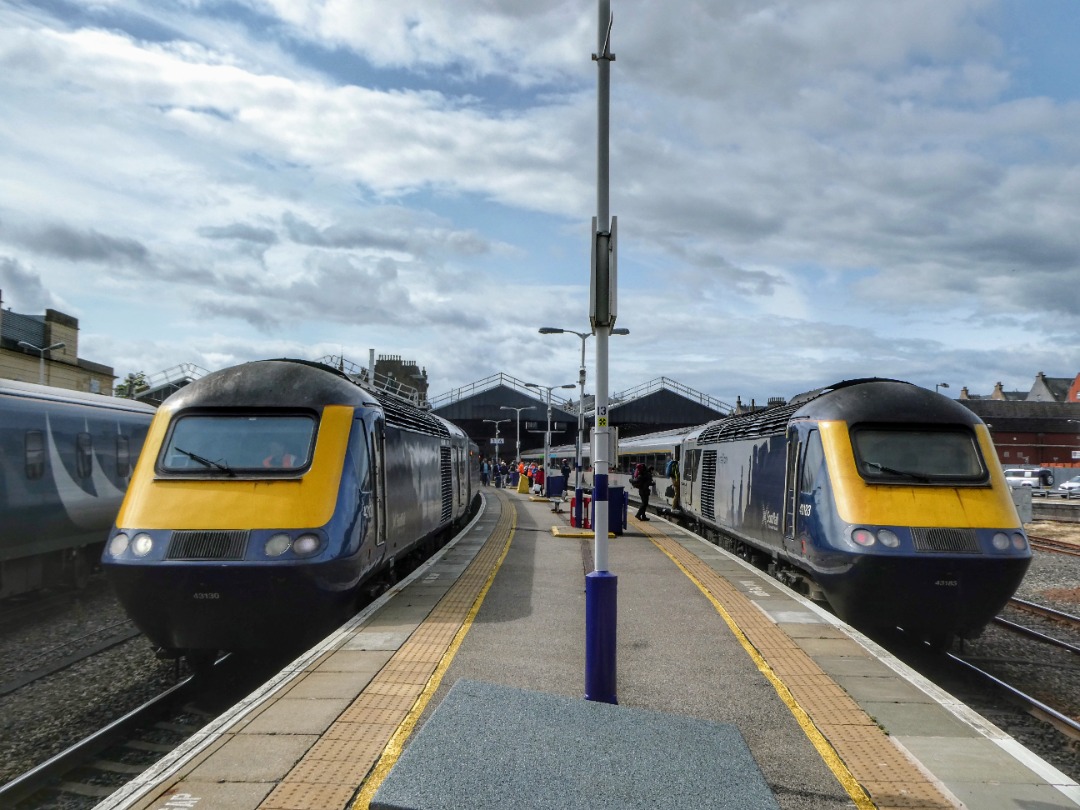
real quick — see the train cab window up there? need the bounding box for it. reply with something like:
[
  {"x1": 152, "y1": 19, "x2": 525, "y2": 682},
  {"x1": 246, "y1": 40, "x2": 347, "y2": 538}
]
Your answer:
[
  {"x1": 76, "y1": 432, "x2": 93, "y2": 478},
  {"x1": 851, "y1": 427, "x2": 987, "y2": 484},
  {"x1": 159, "y1": 413, "x2": 316, "y2": 474},
  {"x1": 25, "y1": 430, "x2": 45, "y2": 480}
]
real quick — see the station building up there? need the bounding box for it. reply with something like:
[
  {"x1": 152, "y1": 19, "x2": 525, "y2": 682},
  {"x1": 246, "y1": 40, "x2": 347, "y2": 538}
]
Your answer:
[
  {"x1": 0, "y1": 299, "x2": 115, "y2": 394},
  {"x1": 430, "y1": 373, "x2": 731, "y2": 461}
]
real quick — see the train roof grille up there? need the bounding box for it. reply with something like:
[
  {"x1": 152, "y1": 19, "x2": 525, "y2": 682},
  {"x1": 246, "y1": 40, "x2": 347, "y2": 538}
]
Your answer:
[
  {"x1": 370, "y1": 390, "x2": 451, "y2": 438},
  {"x1": 696, "y1": 401, "x2": 802, "y2": 443},
  {"x1": 166, "y1": 530, "x2": 250, "y2": 560}
]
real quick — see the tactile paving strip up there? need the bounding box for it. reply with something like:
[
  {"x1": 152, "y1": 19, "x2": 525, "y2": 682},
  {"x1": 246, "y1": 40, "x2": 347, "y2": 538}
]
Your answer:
[
  {"x1": 259, "y1": 493, "x2": 517, "y2": 810},
  {"x1": 636, "y1": 520, "x2": 957, "y2": 810}
]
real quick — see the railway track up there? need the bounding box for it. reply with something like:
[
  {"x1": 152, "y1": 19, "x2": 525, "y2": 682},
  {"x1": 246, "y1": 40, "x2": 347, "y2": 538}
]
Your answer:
[
  {"x1": 0, "y1": 674, "x2": 204, "y2": 808},
  {"x1": 954, "y1": 604, "x2": 1080, "y2": 747},
  {"x1": 0, "y1": 653, "x2": 284, "y2": 809},
  {"x1": 0, "y1": 621, "x2": 143, "y2": 697},
  {"x1": 1029, "y1": 534, "x2": 1080, "y2": 558}
]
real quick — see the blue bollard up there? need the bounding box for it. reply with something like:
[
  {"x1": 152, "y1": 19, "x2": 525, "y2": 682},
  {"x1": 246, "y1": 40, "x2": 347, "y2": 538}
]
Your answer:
[{"x1": 585, "y1": 570, "x2": 617, "y2": 703}]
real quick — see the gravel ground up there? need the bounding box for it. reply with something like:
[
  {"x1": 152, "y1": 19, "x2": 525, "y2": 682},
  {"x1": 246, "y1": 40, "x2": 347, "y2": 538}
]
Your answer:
[
  {"x1": 941, "y1": 520, "x2": 1080, "y2": 784},
  {"x1": 0, "y1": 580, "x2": 178, "y2": 787}
]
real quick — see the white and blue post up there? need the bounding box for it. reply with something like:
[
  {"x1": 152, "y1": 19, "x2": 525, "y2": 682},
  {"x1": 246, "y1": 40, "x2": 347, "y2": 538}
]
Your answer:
[{"x1": 585, "y1": 0, "x2": 617, "y2": 705}]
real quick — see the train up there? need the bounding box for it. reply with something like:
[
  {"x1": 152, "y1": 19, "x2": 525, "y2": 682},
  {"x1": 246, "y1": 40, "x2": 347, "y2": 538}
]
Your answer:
[
  {"x1": 528, "y1": 379, "x2": 1031, "y2": 647},
  {"x1": 101, "y1": 359, "x2": 479, "y2": 668},
  {"x1": 0, "y1": 379, "x2": 155, "y2": 600}
]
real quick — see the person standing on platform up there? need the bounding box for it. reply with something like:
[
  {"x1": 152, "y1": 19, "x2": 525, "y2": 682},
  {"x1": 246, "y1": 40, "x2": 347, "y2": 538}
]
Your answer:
[
  {"x1": 631, "y1": 462, "x2": 654, "y2": 521},
  {"x1": 481, "y1": 458, "x2": 490, "y2": 487}
]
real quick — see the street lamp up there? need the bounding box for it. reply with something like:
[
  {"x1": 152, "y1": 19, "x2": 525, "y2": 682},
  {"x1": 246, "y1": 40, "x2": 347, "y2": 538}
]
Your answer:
[
  {"x1": 936, "y1": 382, "x2": 950, "y2": 394},
  {"x1": 499, "y1": 405, "x2": 535, "y2": 463},
  {"x1": 482, "y1": 418, "x2": 510, "y2": 466},
  {"x1": 524, "y1": 381, "x2": 576, "y2": 496},
  {"x1": 17, "y1": 340, "x2": 65, "y2": 385},
  {"x1": 539, "y1": 326, "x2": 629, "y2": 526}
]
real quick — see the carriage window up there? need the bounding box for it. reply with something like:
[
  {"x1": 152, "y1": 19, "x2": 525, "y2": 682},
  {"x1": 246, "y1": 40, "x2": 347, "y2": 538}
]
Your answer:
[
  {"x1": 25, "y1": 431, "x2": 45, "y2": 480},
  {"x1": 76, "y1": 433, "x2": 93, "y2": 478},
  {"x1": 117, "y1": 435, "x2": 131, "y2": 477},
  {"x1": 851, "y1": 427, "x2": 987, "y2": 484},
  {"x1": 159, "y1": 413, "x2": 316, "y2": 474}
]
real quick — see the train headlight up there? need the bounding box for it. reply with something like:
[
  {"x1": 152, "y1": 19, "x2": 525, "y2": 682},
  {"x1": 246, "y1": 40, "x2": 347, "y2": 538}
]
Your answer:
[
  {"x1": 265, "y1": 533, "x2": 291, "y2": 556},
  {"x1": 108, "y1": 533, "x2": 130, "y2": 557},
  {"x1": 131, "y1": 533, "x2": 154, "y2": 557},
  {"x1": 293, "y1": 534, "x2": 322, "y2": 557},
  {"x1": 876, "y1": 529, "x2": 900, "y2": 548},
  {"x1": 851, "y1": 528, "x2": 876, "y2": 547},
  {"x1": 991, "y1": 532, "x2": 1010, "y2": 551},
  {"x1": 1012, "y1": 532, "x2": 1027, "y2": 551}
]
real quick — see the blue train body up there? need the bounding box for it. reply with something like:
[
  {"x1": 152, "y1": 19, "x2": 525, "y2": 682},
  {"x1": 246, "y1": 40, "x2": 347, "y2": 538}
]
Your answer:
[
  {"x1": 102, "y1": 360, "x2": 478, "y2": 663},
  {"x1": 612, "y1": 379, "x2": 1031, "y2": 645},
  {"x1": 0, "y1": 379, "x2": 155, "y2": 598}
]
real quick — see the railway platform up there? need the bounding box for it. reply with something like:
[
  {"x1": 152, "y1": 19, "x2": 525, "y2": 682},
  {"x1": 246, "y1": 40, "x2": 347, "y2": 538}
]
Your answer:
[{"x1": 99, "y1": 489, "x2": 1080, "y2": 810}]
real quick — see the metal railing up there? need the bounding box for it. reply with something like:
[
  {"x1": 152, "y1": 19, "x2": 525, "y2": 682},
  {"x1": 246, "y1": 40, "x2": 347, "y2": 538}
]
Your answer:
[
  {"x1": 428, "y1": 372, "x2": 572, "y2": 411},
  {"x1": 318, "y1": 355, "x2": 428, "y2": 407},
  {"x1": 611, "y1": 377, "x2": 733, "y2": 414}
]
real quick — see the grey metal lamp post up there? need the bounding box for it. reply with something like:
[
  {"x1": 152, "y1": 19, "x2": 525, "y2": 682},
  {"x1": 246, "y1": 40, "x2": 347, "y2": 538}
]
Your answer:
[
  {"x1": 499, "y1": 405, "x2": 535, "y2": 464},
  {"x1": 18, "y1": 340, "x2": 65, "y2": 385},
  {"x1": 538, "y1": 326, "x2": 628, "y2": 525},
  {"x1": 525, "y1": 382, "x2": 575, "y2": 496},
  {"x1": 482, "y1": 418, "x2": 510, "y2": 466}
]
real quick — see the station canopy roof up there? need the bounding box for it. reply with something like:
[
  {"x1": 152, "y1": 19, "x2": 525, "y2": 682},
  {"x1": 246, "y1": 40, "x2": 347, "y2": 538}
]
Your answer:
[{"x1": 429, "y1": 373, "x2": 732, "y2": 454}]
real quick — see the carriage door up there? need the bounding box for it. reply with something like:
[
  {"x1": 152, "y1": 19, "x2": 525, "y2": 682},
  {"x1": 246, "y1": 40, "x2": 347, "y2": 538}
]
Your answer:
[
  {"x1": 786, "y1": 428, "x2": 823, "y2": 558},
  {"x1": 682, "y1": 448, "x2": 698, "y2": 508},
  {"x1": 373, "y1": 420, "x2": 387, "y2": 546},
  {"x1": 783, "y1": 429, "x2": 801, "y2": 554}
]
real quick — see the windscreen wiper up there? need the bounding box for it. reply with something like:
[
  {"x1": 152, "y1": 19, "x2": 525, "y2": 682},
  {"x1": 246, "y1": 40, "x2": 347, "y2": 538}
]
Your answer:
[
  {"x1": 176, "y1": 447, "x2": 235, "y2": 476},
  {"x1": 867, "y1": 461, "x2": 929, "y2": 482}
]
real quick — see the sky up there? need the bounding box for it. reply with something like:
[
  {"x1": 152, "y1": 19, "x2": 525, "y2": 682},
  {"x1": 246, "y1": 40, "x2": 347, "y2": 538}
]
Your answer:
[{"x1": 2, "y1": 0, "x2": 1079, "y2": 410}]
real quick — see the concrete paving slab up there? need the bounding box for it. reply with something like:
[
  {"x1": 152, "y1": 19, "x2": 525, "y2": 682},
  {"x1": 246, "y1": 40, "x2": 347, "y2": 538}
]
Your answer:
[
  {"x1": 316, "y1": 649, "x2": 395, "y2": 671},
  {"x1": 284, "y1": 670, "x2": 380, "y2": 700},
  {"x1": 896, "y1": 736, "x2": 1042, "y2": 782},
  {"x1": 151, "y1": 781, "x2": 274, "y2": 810},
  {"x1": 871, "y1": 701, "x2": 979, "y2": 737},
  {"x1": 185, "y1": 734, "x2": 318, "y2": 782},
  {"x1": 833, "y1": 673, "x2": 936, "y2": 704},
  {"x1": 238, "y1": 696, "x2": 352, "y2": 735}
]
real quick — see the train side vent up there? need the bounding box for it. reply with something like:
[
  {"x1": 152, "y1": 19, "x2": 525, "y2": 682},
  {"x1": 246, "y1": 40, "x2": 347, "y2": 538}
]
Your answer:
[
  {"x1": 166, "y1": 530, "x2": 250, "y2": 560},
  {"x1": 911, "y1": 527, "x2": 979, "y2": 554},
  {"x1": 440, "y1": 446, "x2": 453, "y2": 523},
  {"x1": 700, "y1": 450, "x2": 717, "y2": 521}
]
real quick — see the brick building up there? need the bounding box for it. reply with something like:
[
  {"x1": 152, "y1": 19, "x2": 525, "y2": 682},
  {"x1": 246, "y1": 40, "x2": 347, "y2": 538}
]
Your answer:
[{"x1": 0, "y1": 295, "x2": 115, "y2": 394}]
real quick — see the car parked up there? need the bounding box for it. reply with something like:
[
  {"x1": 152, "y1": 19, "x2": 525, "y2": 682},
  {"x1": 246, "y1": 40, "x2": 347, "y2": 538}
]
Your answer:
[
  {"x1": 1003, "y1": 467, "x2": 1056, "y2": 489},
  {"x1": 1053, "y1": 474, "x2": 1080, "y2": 498}
]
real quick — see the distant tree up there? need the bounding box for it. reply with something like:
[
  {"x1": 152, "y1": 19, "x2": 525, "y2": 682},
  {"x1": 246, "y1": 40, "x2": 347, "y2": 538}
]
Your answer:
[{"x1": 116, "y1": 371, "x2": 149, "y2": 398}]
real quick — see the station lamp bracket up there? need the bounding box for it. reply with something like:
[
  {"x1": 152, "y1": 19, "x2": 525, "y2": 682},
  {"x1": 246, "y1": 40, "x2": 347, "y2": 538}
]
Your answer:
[{"x1": 589, "y1": 216, "x2": 617, "y2": 329}]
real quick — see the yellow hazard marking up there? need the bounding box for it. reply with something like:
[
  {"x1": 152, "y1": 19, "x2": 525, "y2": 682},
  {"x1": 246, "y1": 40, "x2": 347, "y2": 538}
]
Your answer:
[
  {"x1": 352, "y1": 502, "x2": 517, "y2": 809},
  {"x1": 597, "y1": 417, "x2": 608, "y2": 427},
  {"x1": 648, "y1": 535, "x2": 876, "y2": 810}
]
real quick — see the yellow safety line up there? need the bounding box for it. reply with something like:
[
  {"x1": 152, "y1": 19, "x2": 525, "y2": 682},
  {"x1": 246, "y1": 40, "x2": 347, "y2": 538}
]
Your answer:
[
  {"x1": 647, "y1": 533, "x2": 876, "y2": 810},
  {"x1": 352, "y1": 501, "x2": 518, "y2": 809}
]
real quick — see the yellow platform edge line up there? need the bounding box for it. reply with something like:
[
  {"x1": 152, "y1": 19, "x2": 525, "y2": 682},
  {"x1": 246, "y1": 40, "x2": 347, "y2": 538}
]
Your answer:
[
  {"x1": 647, "y1": 532, "x2": 877, "y2": 810},
  {"x1": 351, "y1": 499, "x2": 517, "y2": 809}
]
